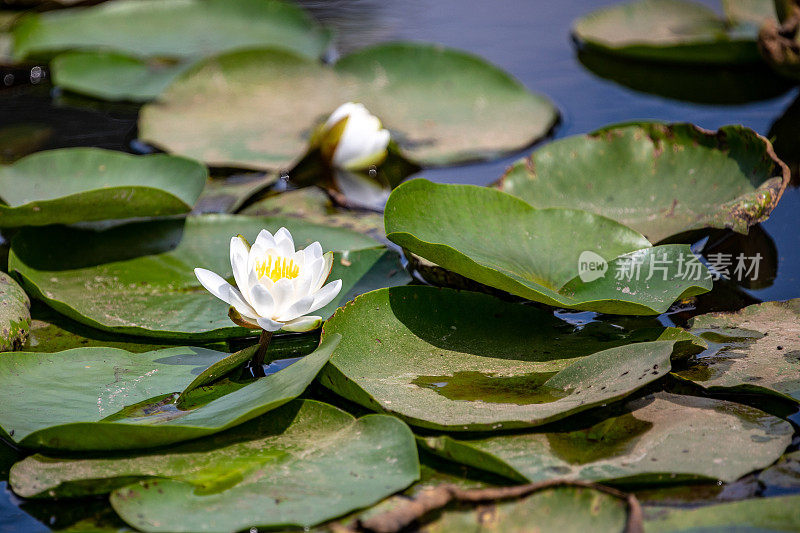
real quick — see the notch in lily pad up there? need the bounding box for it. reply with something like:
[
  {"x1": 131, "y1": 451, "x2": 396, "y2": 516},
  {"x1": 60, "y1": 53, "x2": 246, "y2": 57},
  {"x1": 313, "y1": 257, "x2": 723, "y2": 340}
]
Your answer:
[
  {"x1": 385, "y1": 179, "x2": 712, "y2": 315},
  {"x1": 0, "y1": 148, "x2": 208, "y2": 227},
  {"x1": 496, "y1": 122, "x2": 790, "y2": 243}
]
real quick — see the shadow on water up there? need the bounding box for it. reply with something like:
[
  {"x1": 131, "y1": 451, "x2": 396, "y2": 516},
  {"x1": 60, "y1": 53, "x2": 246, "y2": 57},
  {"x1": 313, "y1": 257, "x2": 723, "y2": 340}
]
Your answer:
[{"x1": 577, "y1": 49, "x2": 796, "y2": 106}]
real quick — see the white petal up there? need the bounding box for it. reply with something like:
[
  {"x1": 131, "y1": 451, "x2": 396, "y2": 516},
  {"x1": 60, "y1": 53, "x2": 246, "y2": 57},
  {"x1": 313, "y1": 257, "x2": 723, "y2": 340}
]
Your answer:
[
  {"x1": 282, "y1": 315, "x2": 322, "y2": 333},
  {"x1": 229, "y1": 236, "x2": 250, "y2": 300},
  {"x1": 274, "y1": 227, "x2": 295, "y2": 256},
  {"x1": 253, "y1": 229, "x2": 276, "y2": 250},
  {"x1": 292, "y1": 268, "x2": 314, "y2": 299},
  {"x1": 256, "y1": 316, "x2": 284, "y2": 332},
  {"x1": 270, "y1": 277, "x2": 295, "y2": 315},
  {"x1": 324, "y1": 102, "x2": 364, "y2": 130},
  {"x1": 308, "y1": 279, "x2": 342, "y2": 314},
  {"x1": 277, "y1": 294, "x2": 315, "y2": 322},
  {"x1": 333, "y1": 113, "x2": 385, "y2": 169},
  {"x1": 304, "y1": 241, "x2": 323, "y2": 261},
  {"x1": 248, "y1": 283, "x2": 275, "y2": 318},
  {"x1": 194, "y1": 268, "x2": 258, "y2": 319},
  {"x1": 313, "y1": 252, "x2": 334, "y2": 292}
]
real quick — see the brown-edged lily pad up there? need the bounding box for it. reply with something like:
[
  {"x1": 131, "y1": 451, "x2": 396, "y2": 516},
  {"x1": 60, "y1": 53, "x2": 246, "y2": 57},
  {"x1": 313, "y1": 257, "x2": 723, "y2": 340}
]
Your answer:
[
  {"x1": 674, "y1": 299, "x2": 800, "y2": 403},
  {"x1": 497, "y1": 123, "x2": 790, "y2": 243},
  {"x1": 419, "y1": 392, "x2": 792, "y2": 485},
  {"x1": 0, "y1": 272, "x2": 30, "y2": 352}
]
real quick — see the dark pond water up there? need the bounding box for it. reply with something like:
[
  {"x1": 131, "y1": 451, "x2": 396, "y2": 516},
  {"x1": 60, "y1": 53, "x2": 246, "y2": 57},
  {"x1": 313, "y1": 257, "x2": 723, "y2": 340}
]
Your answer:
[{"x1": 1, "y1": 0, "x2": 800, "y2": 530}]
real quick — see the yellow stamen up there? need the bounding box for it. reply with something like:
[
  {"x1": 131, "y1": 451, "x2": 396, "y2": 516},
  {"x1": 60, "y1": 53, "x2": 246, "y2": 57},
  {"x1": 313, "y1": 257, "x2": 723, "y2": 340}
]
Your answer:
[{"x1": 256, "y1": 256, "x2": 300, "y2": 282}]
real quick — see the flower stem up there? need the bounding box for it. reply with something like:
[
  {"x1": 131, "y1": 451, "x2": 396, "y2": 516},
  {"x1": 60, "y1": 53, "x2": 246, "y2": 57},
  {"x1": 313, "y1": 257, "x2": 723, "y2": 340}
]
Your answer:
[{"x1": 249, "y1": 329, "x2": 273, "y2": 378}]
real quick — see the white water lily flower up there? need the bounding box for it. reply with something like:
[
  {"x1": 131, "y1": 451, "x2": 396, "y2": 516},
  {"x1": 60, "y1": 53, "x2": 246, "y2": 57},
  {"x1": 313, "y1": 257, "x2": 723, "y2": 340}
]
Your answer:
[
  {"x1": 317, "y1": 102, "x2": 391, "y2": 171},
  {"x1": 194, "y1": 228, "x2": 342, "y2": 333}
]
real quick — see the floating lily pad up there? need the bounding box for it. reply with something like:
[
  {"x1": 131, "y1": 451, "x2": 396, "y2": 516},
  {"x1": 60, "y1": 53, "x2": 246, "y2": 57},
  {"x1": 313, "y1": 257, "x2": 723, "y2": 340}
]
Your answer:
[
  {"x1": 385, "y1": 180, "x2": 712, "y2": 315},
  {"x1": 759, "y1": 450, "x2": 800, "y2": 488},
  {"x1": 497, "y1": 123, "x2": 790, "y2": 243},
  {"x1": 194, "y1": 173, "x2": 277, "y2": 214},
  {"x1": 319, "y1": 286, "x2": 703, "y2": 431},
  {"x1": 0, "y1": 148, "x2": 208, "y2": 227},
  {"x1": 419, "y1": 392, "x2": 792, "y2": 484},
  {"x1": 9, "y1": 215, "x2": 389, "y2": 340},
  {"x1": 644, "y1": 494, "x2": 800, "y2": 532},
  {"x1": 22, "y1": 302, "x2": 229, "y2": 354},
  {"x1": 11, "y1": 0, "x2": 332, "y2": 61},
  {"x1": 241, "y1": 187, "x2": 386, "y2": 239},
  {"x1": 10, "y1": 400, "x2": 419, "y2": 532},
  {"x1": 674, "y1": 299, "x2": 800, "y2": 403},
  {"x1": 0, "y1": 272, "x2": 30, "y2": 352},
  {"x1": 573, "y1": 0, "x2": 766, "y2": 64},
  {"x1": 0, "y1": 335, "x2": 339, "y2": 451},
  {"x1": 139, "y1": 43, "x2": 558, "y2": 169},
  {"x1": 51, "y1": 51, "x2": 192, "y2": 102}
]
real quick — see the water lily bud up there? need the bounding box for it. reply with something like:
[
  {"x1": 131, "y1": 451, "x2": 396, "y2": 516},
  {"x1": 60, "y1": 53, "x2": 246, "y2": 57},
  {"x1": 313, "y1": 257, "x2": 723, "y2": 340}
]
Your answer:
[
  {"x1": 316, "y1": 102, "x2": 390, "y2": 171},
  {"x1": 194, "y1": 228, "x2": 342, "y2": 333}
]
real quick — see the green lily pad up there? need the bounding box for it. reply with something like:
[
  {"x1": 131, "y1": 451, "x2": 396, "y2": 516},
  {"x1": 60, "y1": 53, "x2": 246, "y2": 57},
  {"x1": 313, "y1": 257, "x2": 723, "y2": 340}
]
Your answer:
[
  {"x1": 241, "y1": 186, "x2": 386, "y2": 239},
  {"x1": 759, "y1": 450, "x2": 800, "y2": 488},
  {"x1": 0, "y1": 271, "x2": 30, "y2": 352},
  {"x1": 10, "y1": 400, "x2": 419, "y2": 532},
  {"x1": 8, "y1": 215, "x2": 390, "y2": 340},
  {"x1": 51, "y1": 51, "x2": 192, "y2": 102},
  {"x1": 674, "y1": 299, "x2": 800, "y2": 403},
  {"x1": 11, "y1": 0, "x2": 331, "y2": 61},
  {"x1": 644, "y1": 495, "x2": 800, "y2": 532},
  {"x1": 194, "y1": 173, "x2": 277, "y2": 214},
  {"x1": 497, "y1": 123, "x2": 790, "y2": 243},
  {"x1": 572, "y1": 0, "x2": 767, "y2": 64},
  {"x1": 319, "y1": 285, "x2": 702, "y2": 431},
  {"x1": 22, "y1": 302, "x2": 230, "y2": 353},
  {"x1": 419, "y1": 392, "x2": 792, "y2": 484},
  {"x1": 0, "y1": 334, "x2": 339, "y2": 451},
  {"x1": 0, "y1": 148, "x2": 208, "y2": 227},
  {"x1": 139, "y1": 43, "x2": 558, "y2": 169},
  {"x1": 385, "y1": 179, "x2": 712, "y2": 315}
]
